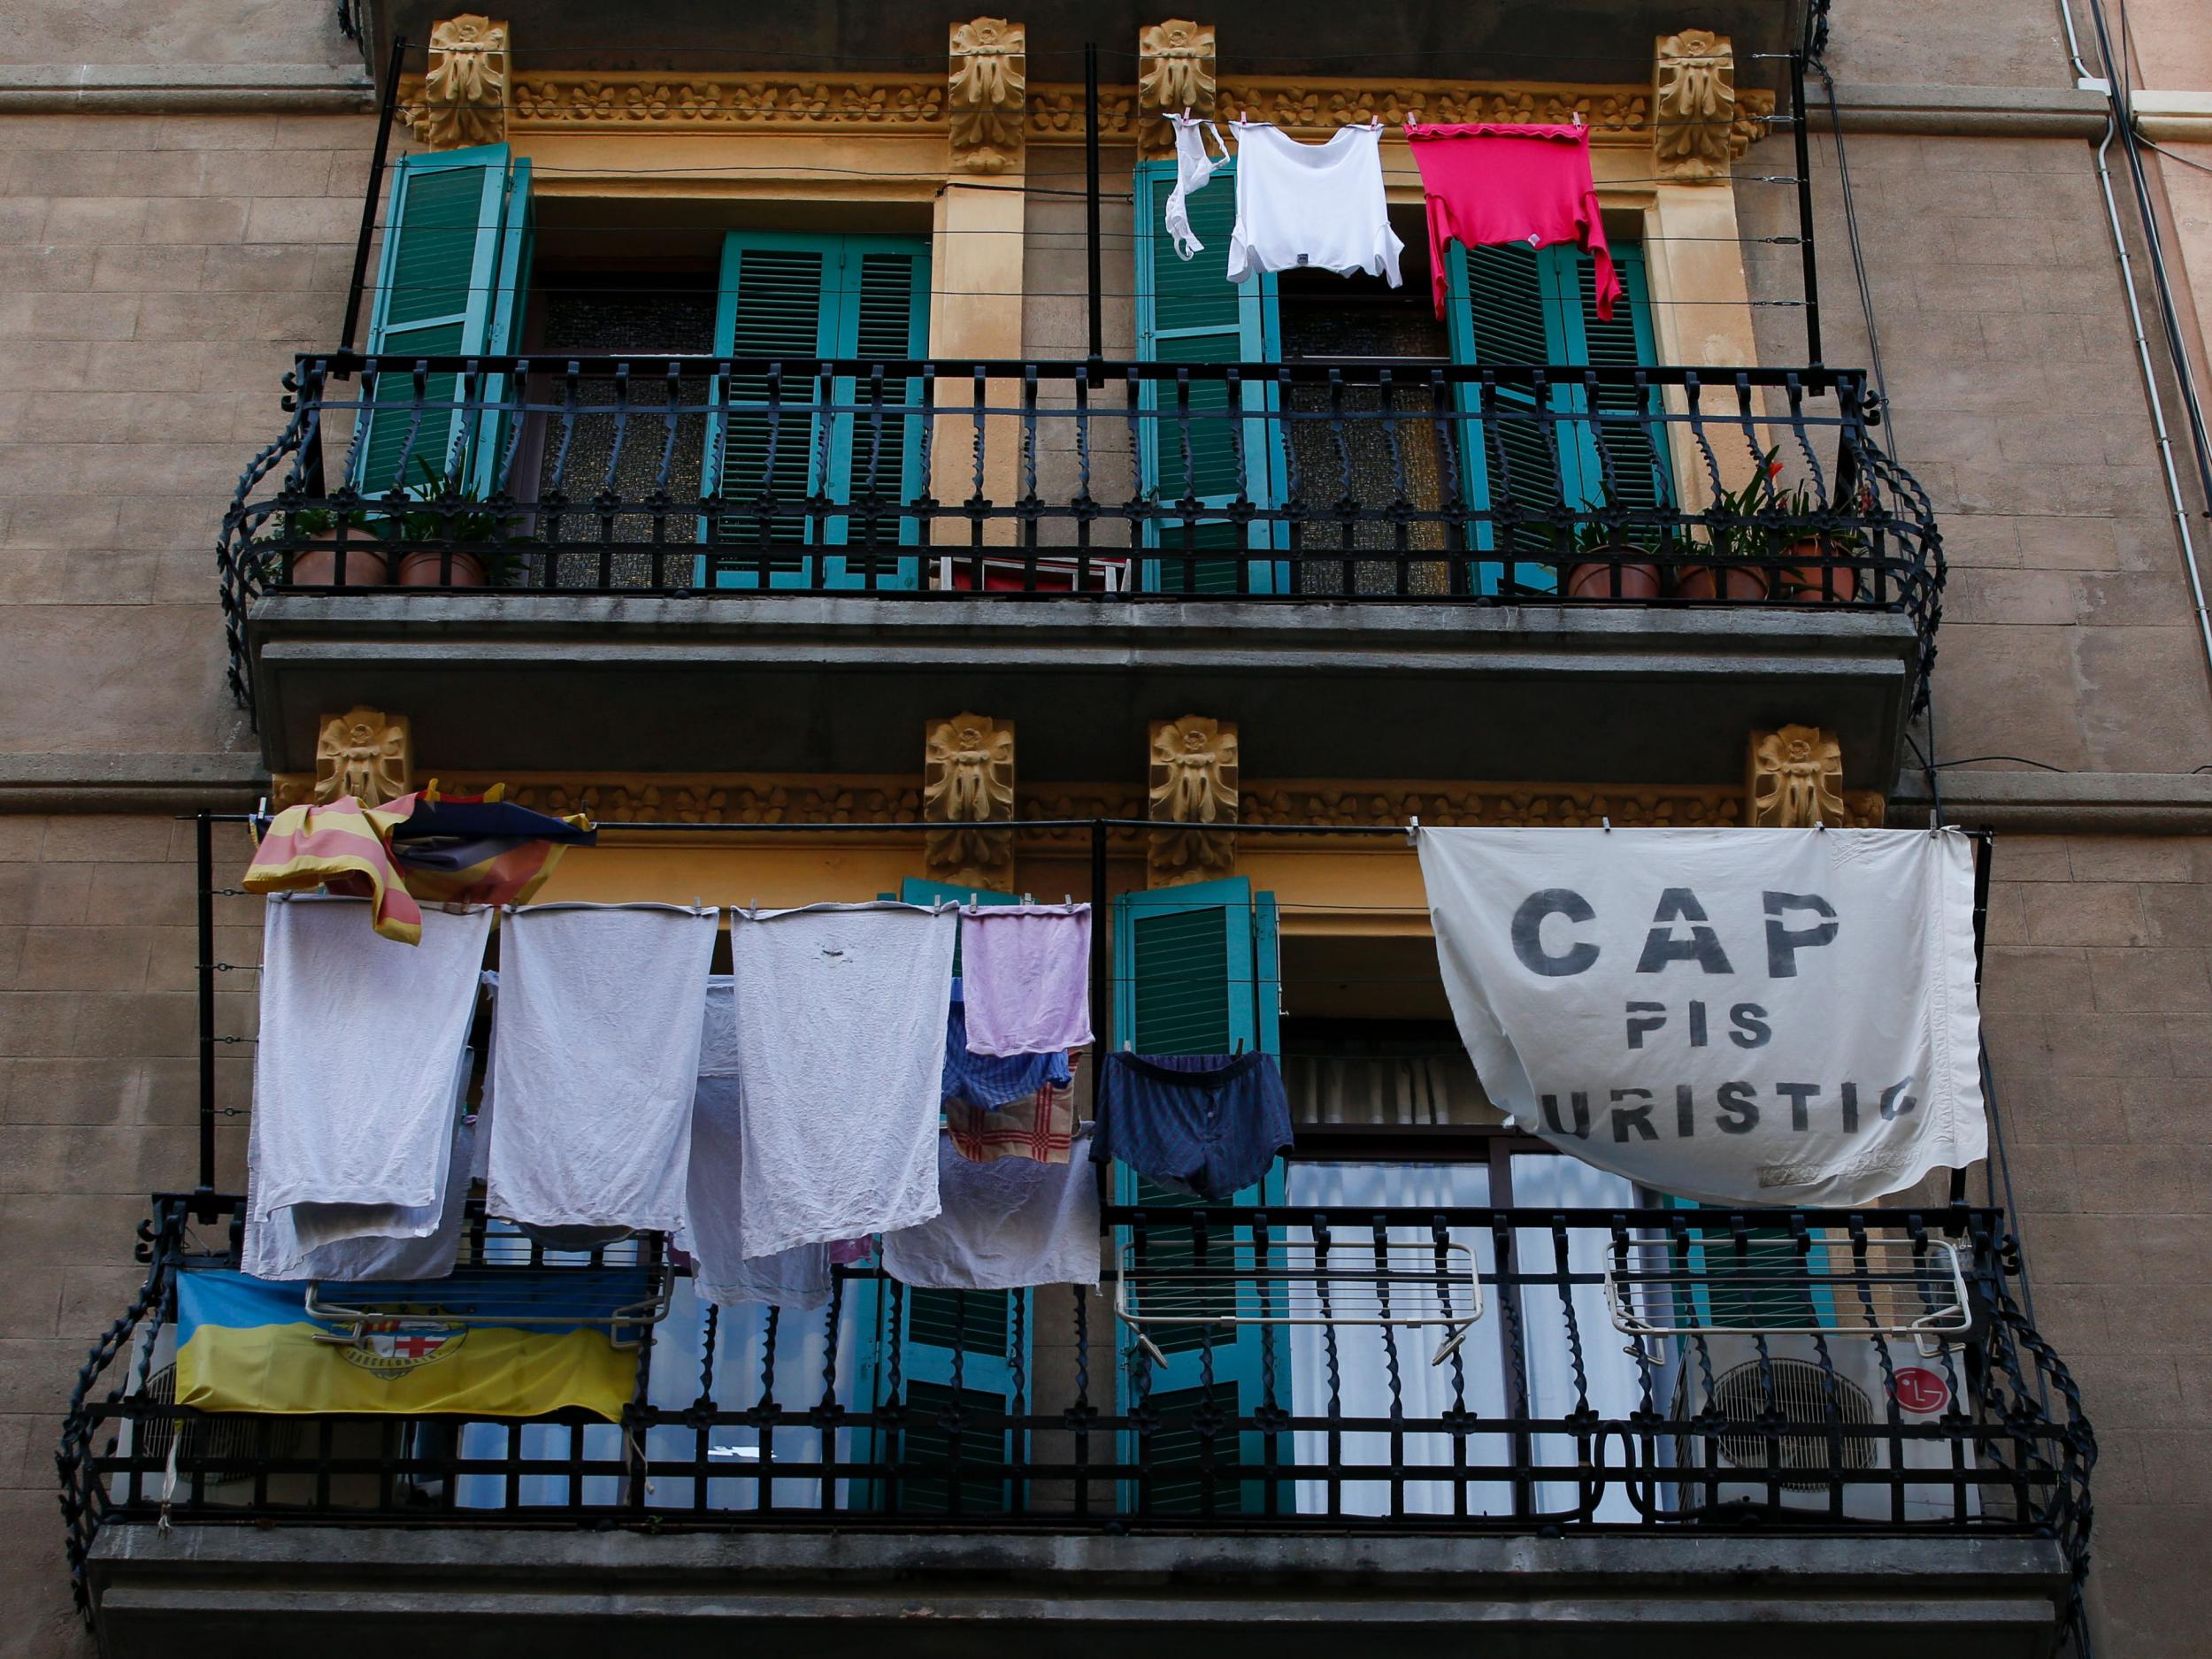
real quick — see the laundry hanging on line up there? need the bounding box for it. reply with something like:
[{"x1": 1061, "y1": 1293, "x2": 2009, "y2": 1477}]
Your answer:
[
  {"x1": 248, "y1": 896, "x2": 490, "y2": 1244},
  {"x1": 723, "y1": 902, "x2": 958, "y2": 1257},
  {"x1": 956, "y1": 905, "x2": 1094, "y2": 1056},
  {"x1": 1406, "y1": 120, "x2": 1620, "y2": 320},
  {"x1": 1091, "y1": 1050, "x2": 1294, "y2": 1201},
  {"x1": 486, "y1": 903, "x2": 718, "y2": 1235},
  {"x1": 1226, "y1": 119, "x2": 1403, "y2": 286},
  {"x1": 881, "y1": 1132, "x2": 1102, "y2": 1290}
]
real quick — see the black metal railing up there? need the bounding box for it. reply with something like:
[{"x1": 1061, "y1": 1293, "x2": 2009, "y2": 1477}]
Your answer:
[
  {"x1": 61, "y1": 1190, "x2": 2089, "y2": 1616},
  {"x1": 216, "y1": 354, "x2": 1945, "y2": 719}
]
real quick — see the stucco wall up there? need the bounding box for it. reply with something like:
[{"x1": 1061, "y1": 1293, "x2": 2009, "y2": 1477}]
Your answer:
[{"x1": 0, "y1": 110, "x2": 373, "y2": 762}]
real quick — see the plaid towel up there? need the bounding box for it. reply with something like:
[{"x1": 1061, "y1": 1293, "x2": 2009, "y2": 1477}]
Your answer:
[{"x1": 945, "y1": 1067, "x2": 1080, "y2": 1166}]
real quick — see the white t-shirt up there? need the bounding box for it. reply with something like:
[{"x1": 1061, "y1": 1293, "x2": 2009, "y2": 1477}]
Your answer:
[{"x1": 1225, "y1": 122, "x2": 1403, "y2": 286}]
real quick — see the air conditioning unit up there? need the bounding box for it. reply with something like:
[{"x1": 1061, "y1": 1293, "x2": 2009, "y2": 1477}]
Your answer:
[{"x1": 1661, "y1": 1334, "x2": 1979, "y2": 1523}]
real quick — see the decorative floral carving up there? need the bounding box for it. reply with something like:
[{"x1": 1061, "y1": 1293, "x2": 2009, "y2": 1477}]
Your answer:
[
  {"x1": 1138, "y1": 19, "x2": 1216, "y2": 156},
  {"x1": 491, "y1": 76, "x2": 949, "y2": 128},
  {"x1": 416, "y1": 14, "x2": 509, "y2": 150},
  {"x1": 1148, "y1": 716, "x2": 1239, "y2": 886},
  {"x1": 924, "y1": 713, "x2": 1017, "y2": 889},
  {"x1": 949, "y1": 18, "x2": 1026, "y2": 174},
  {"x1": 312, "y1": 708, "x2": 411, "y2": 808},
  {"x1": 1654, "y1": 28, "x2": 1737, "y2": 181},
  {"x1": 269, "y1": 771, "x2": 1875, "y2": 834},
  {"x1": 1747, "y1": 726, "x2": 1850, "y2": 827}
]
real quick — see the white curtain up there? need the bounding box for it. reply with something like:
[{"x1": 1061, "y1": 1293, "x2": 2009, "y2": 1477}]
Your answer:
[
  {"x1": 1510, "y1": 1153, "x2": 1645, "y2": 1522},
  {"x1": 1284, "y1": 1160, "x2": 1510, "y2": 1516},
  {"x1": 1283, "y1": 1050, "x2": 1506, "y2": 1128}
]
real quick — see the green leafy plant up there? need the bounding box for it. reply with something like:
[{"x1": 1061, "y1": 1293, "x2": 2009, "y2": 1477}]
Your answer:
[{"x1": 393, "y1": 456, "x2": 532, "y2": 583}]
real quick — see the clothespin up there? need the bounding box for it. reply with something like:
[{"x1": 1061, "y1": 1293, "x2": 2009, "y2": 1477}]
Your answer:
[
  {"x1": 1572, "y1": 110, "x2": 1585, "y2": 127},
  {"x1": 1182, "y1": 104, "x2": 1192, "y2": 120},
  {"x1": 1601, "y1": 817, "x2": 1612, "y2": 832},
  {"x1": 1406, "y1": 813, "x2": 1420, "y2": 847}
]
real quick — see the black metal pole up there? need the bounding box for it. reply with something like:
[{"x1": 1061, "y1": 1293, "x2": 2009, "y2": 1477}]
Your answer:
[
  {"x1": 1084, "y1": 41, "x2": 1104, "y2": 361},
  {"x1": 195, "y1": 810, "x2": 217, "y2": 1199},
  {"x1": 1790, "y1": 48, "x2": 1823, "y2": 367},
  {"x1": 342, "y1": 31, "x2": 408, "y2": 355},
  {"x1": 1089, "y1": 818, "x2": 1110, "y2": 1052}
]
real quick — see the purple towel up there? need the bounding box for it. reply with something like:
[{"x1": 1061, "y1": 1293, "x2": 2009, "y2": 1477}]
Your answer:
[{"x1": 959, "y1": 903, "x2": 1094, "y2": 1056}]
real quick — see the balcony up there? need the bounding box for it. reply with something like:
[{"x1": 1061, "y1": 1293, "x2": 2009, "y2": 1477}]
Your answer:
[
  {"x1": 69, "y1": 1189, "x2": 2085, "y2": 1657},
  {"x1": 222, "y1": 354, "x2": 1941, "y2": 790}
]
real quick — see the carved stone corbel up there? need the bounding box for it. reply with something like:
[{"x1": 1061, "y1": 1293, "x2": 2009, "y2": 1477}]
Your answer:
[
  {"x1": 314, "y1": 708, "x2": 413, "y2": 808},
  {"x1": 1653, "y1": 29, "x2": 1736, "y2": 181},
  {"x1": 416, "y1": 14, "x2": 510, "y2": 150},
  {"x1": 1148, "y1": 715, "x2": 1238, "y2": 886},
  {"x1": 925, "y1": 712, "x2": 1017, "y2": 889},
  {"x1": 949, "y1": 18, "x2": 1027, "y2": 174},
  {"x1": 1747, "y1": 725, "x2": 1847, "y2": 827},
  {"x1": 1138, "y1": 19, "x2": 1216, "y2": 159}
]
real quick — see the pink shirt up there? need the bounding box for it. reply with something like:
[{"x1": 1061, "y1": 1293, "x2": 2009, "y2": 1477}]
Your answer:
[{"x1": 1406, "y1": 122, "x2": 1621, "y2": 324}]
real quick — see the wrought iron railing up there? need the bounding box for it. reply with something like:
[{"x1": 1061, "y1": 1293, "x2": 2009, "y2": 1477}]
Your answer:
[
  {"x1": 61, "y1": 1190, "x2": 2090, "y2": 1622},
  {"x1": 215, "y1": 354, "x2": 1945, "y2": 720}
]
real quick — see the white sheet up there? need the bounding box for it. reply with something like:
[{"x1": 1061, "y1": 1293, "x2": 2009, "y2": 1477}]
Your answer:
[
  {"x1": 882, "y1": 1133, "x2": 1101, "y2": 1289},
  {"x1": 250, "y1": 896, "x2": 488, "y2": 1233},
  {"x1": 486, "y1": 904, "x2": 717, "y2": 1232},
  {"x1": 726, "y1": 902, "x2": 956, "y2": 1256},
  {"x1": 680, "y1": 978, "x2": 832, "y2": 1309}
]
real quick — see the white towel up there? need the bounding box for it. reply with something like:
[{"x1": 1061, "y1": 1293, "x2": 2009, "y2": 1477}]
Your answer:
[
  {"x1": 250, "y1": 897, "x2": 489, "y2": 1231},
  {"x1": 487, "y1": 904, "x2": 718, "y2": 1233},
  {"x1": 679, "y1": 979, "x2": 832, "y2": 1309},
  {"x1": 727, "y1": 902, "x2": 956, "y2": 1256},
  {"x1": 883, "y1": 1133, "x2": 1102, "y2": 1289},
  {"x1": 244, "y1": 1058, "x2": 476, "y2": 1282}
]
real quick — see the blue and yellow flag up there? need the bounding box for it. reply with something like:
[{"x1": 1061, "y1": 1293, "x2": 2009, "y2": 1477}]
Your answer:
[{"x1": 175, "y1": 1269, "x2": 641, "y2": 1422}]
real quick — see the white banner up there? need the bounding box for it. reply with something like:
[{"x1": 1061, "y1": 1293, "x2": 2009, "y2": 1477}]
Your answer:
[{"x1": 1417, "y1": 826, "x2": 1986, "y2": 1205}]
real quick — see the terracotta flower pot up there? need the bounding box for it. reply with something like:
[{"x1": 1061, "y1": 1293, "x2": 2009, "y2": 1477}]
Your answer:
[
  {"x1": 1562, "y1": 554, "x2": 1663, "y2": 601},
  {"x1": 1778, "y1": 538, "x2": 1861, "y2": 603},
  {"x1": 396, "y1": 549, "x2": 488, "y2": 588},
  {"x1": 1673, "y1": 563, "x2": 1771, "y2": 602},
  {"x1": 284, "y1": 535, "x2": 389, "y2": 588}
]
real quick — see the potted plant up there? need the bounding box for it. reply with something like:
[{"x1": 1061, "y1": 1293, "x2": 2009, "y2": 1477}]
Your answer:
[
  {"x1": 1674, "y1": 452, "x2": 1778, "y2": 602},
  {"x1": 270, "y1": 507, "x2": 389, "y2": 588},
  {"x1": 1775, "y1": 476, "x2": 1870, "y2": 603},
  {"x1": 392, "y1": 457, "x2": 527, "y2": 588},
  {"x1": 1561, "y1": 521, "x2": 1663, "y2": 601}
]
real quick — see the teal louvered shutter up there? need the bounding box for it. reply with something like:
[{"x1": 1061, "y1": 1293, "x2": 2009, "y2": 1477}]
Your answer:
[
  {"x1": 704, "y1": 233, "x2": 839, "y2": 588},
  {"x1": 1660, "y1": 1196, "x2": 1832, "y2": 1332},
  {"x1": 358, "y1": 144, "x2": 528, "y2": 497},
  {"x1": 824, "y1": 242, "x2": 929, "y2": 590},
  {"x1": 1560, "y1": 245, "x2": 1672, "y2": 526},
  {"x1": 1111, "y1": 875, "x2": 1286, "y2": 1516},
  {"x1": 703, "y1": 232, "x2": 929, "y2": 590},
  {"x1": 1133, "y1": 159, "x2": 1286, "y2": 594},
  {"x1": 1446, "y1": 242, "x2": 1568, "y2": 593},
  {"x1": 1448, "y1": 243, "x2": 1668, "y2": 594}
]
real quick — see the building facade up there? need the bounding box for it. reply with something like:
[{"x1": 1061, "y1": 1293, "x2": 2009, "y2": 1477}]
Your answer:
[{"x1": 4, "y1": 0, "x2": 2209, "y2": 1651}]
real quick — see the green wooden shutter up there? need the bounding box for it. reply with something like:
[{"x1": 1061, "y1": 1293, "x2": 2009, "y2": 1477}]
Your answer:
[
  {"x1": 705, "y1": 233, "x2": 839, "y2": 587},
  {"x1": 1570, "y1": 246, "x2": 1671, "y2": 523},
  {"x1": 1447, "y1": 243, "x2": 1567, "y2": 592},
  {"x1": 358, "y1": 144, "x2": 528, "y2": 496},
  {"x1": 1133, "y1": 159, "x2": 1286, "y2": 594},
  {"x1": 825, "y1": 242, "x2": 929, "y2": 589},
  {"x1": 705, "y1": 232, "x2": 929, "y2": 590},
  {"x1": 1111, "y1": 875, "x2": 1286, "y2": 1516},
  {"x1": 1448, "y1": 243, "x2": 1667, "y2": 593}
]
